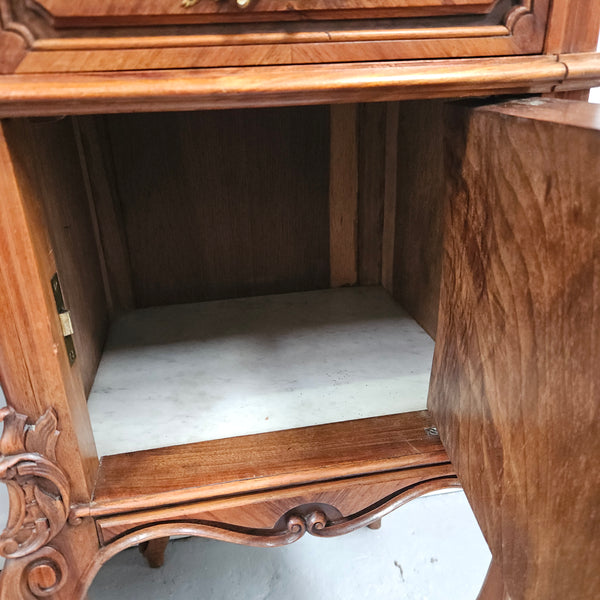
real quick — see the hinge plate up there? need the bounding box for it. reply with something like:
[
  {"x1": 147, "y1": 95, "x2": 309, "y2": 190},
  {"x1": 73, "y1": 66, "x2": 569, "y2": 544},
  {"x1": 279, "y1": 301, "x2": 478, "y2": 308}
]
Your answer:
[{"x1": 51, "y1": 273, "x2": 76, "y2": 366}]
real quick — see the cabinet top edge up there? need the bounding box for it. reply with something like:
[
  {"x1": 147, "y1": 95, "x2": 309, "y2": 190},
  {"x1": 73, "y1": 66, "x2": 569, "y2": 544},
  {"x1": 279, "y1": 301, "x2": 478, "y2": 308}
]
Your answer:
[{"x1": 0, "y1": 54, "x2": 583, "y2": 118}]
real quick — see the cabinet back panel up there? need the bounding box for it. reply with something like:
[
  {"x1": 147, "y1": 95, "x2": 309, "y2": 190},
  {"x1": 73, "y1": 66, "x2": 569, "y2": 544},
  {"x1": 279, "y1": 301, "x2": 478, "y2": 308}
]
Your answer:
[{"x1": 104, "y1": 107, "x2": 330, "y2": 308}]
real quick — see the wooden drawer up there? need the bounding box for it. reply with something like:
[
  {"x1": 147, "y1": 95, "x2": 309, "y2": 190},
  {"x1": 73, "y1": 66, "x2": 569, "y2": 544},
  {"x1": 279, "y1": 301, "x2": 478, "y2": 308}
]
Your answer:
[
  {"x1": 31, "y1": 0, "x2": 499, "y2": 26},
  {"x1": 2, "y1": 0, "x2": 552, "y2": 73}
]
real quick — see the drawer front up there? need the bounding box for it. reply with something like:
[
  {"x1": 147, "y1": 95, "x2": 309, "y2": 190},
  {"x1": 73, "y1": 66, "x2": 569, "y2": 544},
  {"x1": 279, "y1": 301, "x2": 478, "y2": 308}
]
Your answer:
[
  {"x1": 34, "y1": 0, "x2": 498, "y2": 26},
  {"x1": 1, "y1": 1, "x2": 554, "y2": 74}
]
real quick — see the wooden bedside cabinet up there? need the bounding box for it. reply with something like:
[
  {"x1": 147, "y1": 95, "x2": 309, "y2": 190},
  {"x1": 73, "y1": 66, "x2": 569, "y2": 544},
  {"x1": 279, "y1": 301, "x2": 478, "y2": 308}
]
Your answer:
[{"x1": 0, "y1": 1, "x2": 598, "y2": 599}]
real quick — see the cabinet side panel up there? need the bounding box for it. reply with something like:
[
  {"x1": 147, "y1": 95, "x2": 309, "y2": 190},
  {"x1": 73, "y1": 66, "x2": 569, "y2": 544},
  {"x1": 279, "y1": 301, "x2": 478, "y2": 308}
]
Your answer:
[
  {"x1": 544, "y1": 0, "x2": 600, "y2": 54},
  {"x1": 105, "y1": 107, "x2": 330, "y2": 307},
  {"x1": 73, "y1": 115, "x2": 136, "y2": 315},
  {"x1": 392, "y1": 100, "x2": 445, "y2": 338},
  {"x1": 0, "y1": 122, "x2": 99, "y2": 497},
  {"x1": 544, "y1": 0, "x2": 600, "y2": 100},
  {"x1": 2, "y1": 118, "x2": 110, "y2": 397},
  {"x1": 429, "y1": 100, "x2": 600, "y2": 600}
]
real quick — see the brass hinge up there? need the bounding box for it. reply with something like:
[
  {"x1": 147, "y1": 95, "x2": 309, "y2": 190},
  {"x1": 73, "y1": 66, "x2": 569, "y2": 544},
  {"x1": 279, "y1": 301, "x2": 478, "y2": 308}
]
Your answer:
[{"x1": 51, "y1": 273, "x2": 76, "y2": 365}]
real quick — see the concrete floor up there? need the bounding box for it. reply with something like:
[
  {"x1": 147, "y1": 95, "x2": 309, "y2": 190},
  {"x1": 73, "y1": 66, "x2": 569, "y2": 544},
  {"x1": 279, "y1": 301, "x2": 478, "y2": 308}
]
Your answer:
[{"x1": 89, "y1": 491, "x2": 491, "y2": 600}]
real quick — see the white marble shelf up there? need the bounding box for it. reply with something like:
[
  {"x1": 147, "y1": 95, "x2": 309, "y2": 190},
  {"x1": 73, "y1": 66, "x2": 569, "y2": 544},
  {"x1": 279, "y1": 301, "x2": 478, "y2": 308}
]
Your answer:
[{"x1": 87, "y1": 287, "x2": 435, "y2": 456}]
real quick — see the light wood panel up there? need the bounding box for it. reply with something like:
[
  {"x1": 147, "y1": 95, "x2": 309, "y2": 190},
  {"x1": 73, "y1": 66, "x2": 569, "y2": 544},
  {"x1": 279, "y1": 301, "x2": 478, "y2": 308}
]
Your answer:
[
  {"x1": 16, "y1": 35, "x2": 541, "y2": 73},
  {"x1": 2, "y1": 118, "x2": 109, "y2": 396},
  {"x1": 104, "y1": 107, "x2": 330, "y2": 307},
  {"x1": 429, "y1": 98, "x2": 600, "y2": 600},
  {"x1": 0, "y1": 123, "x2": 99, "y2": 496},
  {"x1": 392, "y1": 100, "x2": 445, "y2": 337}
]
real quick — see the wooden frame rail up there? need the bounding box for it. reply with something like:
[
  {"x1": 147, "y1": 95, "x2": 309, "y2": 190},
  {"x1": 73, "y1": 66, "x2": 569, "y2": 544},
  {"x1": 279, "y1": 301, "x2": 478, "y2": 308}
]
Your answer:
[{"x1": 0, "y1": 53, "x2": 599, "y2": 117}]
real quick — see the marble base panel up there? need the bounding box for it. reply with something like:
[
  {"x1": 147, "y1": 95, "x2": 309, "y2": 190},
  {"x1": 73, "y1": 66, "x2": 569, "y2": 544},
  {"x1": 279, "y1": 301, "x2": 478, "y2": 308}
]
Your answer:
[{"x1": 87, "y1": 287, "x2": 435, "y2": 456}]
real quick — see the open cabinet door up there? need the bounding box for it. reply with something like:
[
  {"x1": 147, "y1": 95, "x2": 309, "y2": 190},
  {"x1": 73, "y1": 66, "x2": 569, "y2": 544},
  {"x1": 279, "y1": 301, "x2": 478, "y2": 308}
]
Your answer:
[{"x1": 428, "y1": 98, "x2": 599, "y2": 600}]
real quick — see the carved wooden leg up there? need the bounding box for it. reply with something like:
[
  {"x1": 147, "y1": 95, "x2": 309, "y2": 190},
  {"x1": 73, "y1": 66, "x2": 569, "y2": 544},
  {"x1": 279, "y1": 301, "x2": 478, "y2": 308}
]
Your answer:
[
  {"x1": 367, "y1": 519, "x2": 382, "y2": 530},
  {"x1": 476, "y1": 559, "x2": 508, "y2": 600},
  {"x1": 139, "y1": 537, "x2": 170, "y2": 568}
]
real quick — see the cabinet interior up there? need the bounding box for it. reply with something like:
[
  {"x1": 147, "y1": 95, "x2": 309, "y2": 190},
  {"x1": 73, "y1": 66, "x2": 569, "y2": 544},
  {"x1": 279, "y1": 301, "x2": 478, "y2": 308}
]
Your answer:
[{"x1": 3, "y1": 101, "x2": 446, "y2": 457}]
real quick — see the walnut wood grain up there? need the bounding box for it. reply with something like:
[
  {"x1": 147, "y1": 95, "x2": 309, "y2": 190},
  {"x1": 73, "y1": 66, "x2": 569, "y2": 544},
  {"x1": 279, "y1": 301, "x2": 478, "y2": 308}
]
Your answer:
[
  {"x1": 544, "y1": 0, "x2": 600, "y2": 54},
  {"x1": 429, "y1": 98, "x2": 600, "y2": 600},
  {"x1": 139, "y1": 537, "x2": 170, "y2": 569},
  {"x1": 0, "y1": 123, "x2": 98, "y2": 498},
  {"x1": 0, "y1": 122, "x2": 104, "y2": 599},
  {"x1": 381, "y1": 102, "x2": 400, "y2": 294},
  {"x1": 72, "y1": 116, "x2": 135, "y2": 315},
  {"x1": 17, "y1": 35, "x2": 543, "y2": 74},
  {"x1": 0, "y1": 0, "x2": 551, "y2": 74},
  {"x1": 477, "y1": 560, "x2": 508, "y2": 600},
  {"x1": 76, "y1": 473, "x2": 455, "y2": 599},
  {"x1": 2, "y1": 118, "x2": 109, "y2": 396},
  {"x1": 357, "y1": 102, "x2": 387, "y2": 285},
  {"x1": 96, "y1": 463, "x2": 457, "y2": 543},
  {"x1": 329, "y1": 104, "x2": 358, "y2": 287},
  {"x1": 104, "y1": 107, "x2": 329, "y2": 307},
  {"x1": 392, "y1": 100, "x2": 445, "y2": 337},
  {"x1": 33, "y1": 0, "x2": 498, "y2": 26},
  {"x1": 88, "y1": 411, "x2": 448, "y2": 517},
  {"x1": 554, "y1": 52, "x2": 600, "y2": 95},
  {"x1": 0, "y1": 54, "x2": 586, "y2": 118}
]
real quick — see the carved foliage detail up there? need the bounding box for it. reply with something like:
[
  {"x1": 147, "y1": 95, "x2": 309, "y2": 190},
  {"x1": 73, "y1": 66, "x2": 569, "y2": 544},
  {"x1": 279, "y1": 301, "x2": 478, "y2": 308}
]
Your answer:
[
  {"x1": 0, "y1": 544, "x2": 69, "y2": 600},
  {"x1": 0, "y1": 407, "x2": 70, "y2": 559}
]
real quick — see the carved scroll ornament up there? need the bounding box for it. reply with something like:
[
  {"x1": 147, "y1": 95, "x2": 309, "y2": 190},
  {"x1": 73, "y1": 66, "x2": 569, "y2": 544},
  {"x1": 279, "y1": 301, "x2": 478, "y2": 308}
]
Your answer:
[{"x1": 0, "y1": 407, "x2": 70, "y2": 559}]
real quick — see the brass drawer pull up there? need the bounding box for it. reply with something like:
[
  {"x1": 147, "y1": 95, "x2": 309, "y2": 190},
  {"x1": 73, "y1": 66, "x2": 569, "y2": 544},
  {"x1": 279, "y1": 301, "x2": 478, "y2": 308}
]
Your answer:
[{"x1": 182, "y1": 0, "x2": 253, "y2": 9}]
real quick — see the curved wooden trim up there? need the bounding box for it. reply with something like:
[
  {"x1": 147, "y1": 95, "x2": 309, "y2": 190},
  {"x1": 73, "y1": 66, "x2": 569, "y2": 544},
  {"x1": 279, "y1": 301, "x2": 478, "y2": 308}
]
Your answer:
[
  {"x1": 0, "y1": 1, "x2": 35, "y2": 46},
  {"x1": 93, "y1": 463, "x2": 457, "y2": 543},
  {"x1": 76, "y1": 476, "x2": 459, "y2": 597},
  {"x1": 33, "y1": 24, "x2": 510, "y2": 51},
  {"x1": 0, "y1": 544, "x2": 70, "y2": 599},
  {"x1": 0, "y1": 54, "x2": 579, "y2": 117},
  {"x1": 310, "y1": 476, "x2": 461, "y2": 536}
]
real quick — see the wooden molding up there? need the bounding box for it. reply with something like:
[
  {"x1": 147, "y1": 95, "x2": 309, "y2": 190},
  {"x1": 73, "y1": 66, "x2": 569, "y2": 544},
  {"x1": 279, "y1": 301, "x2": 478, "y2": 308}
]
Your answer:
[
  {"x1": 94, "y1": 463, "x2": 458, "y2": 543},
  {"x1": 0, "y1": 0, "x2": 552, "y2": 74},
  {"x1": 0, "y1": 1, "x2": 34, "y2": 46},
  {"x1": 30, "y1": 0, "x2": 500, "y2": 26},
  {"x1": 0, "y1": 2, "x2": 30, "y2": 74},
  {"x1": 82, "y1": 412, "x2": 449, "y2": 519},
  {"x1": 0, "y1": 407, "x2": 71, "y2": 560},
  {"x1": 3, "y1": 53, "x2": 596, "y2": 117},
  {"x1": 75, "y1": 476, "x2": 458, "y2": 598}
]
